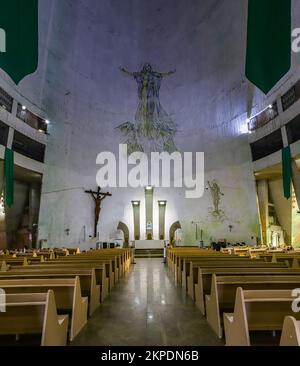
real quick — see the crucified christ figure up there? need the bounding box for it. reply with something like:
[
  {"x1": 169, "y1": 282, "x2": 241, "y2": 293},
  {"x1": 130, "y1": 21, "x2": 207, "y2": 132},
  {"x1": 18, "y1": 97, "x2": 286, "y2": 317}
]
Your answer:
[{"x1": 85, "y1": 187, "x2": 112, "y2": 238}]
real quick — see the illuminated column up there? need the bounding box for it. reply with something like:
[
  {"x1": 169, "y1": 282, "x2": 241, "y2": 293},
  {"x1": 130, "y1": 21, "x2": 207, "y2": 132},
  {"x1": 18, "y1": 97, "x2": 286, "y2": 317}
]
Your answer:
[
  {"x1": 158, "y1": 201, "x2": 167, "y2": 240},
  {"x1": 256, "y1": 180, "x2": 269, "y2": 245},
  {"x1": 132, "y1": 201, "x2": 140, "y2": 240},
  {"x1": 145, "y1": 186, "x2": 153, "y2": 240}
]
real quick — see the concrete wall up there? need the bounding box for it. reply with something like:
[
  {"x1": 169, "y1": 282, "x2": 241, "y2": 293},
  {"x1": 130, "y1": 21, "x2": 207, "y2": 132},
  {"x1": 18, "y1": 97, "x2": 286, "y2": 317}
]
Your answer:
[{"x1": 1, "y1": 0, "x2": 300, "y2": 246}]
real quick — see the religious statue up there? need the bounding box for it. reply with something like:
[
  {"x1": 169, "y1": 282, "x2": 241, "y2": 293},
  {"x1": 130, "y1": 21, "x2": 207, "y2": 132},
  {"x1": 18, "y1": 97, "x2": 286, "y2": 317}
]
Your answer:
[
  {"x1": 85, "y1": 187, "x2": 112, "y2": 238},
  {"x1": 116, "y1": 63, "x2": 177, "y2": 154},
  {"x1": 206, "y1": 180, "x2": 224, "y2": 215}
]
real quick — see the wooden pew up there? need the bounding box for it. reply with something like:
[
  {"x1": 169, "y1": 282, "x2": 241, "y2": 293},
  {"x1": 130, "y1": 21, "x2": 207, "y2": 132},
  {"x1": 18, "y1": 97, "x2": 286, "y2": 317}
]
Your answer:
[
  {"x1": 183, "y1": 258, "x2": 286, "y2": 292},
  {"x1": 0, "y1": 268, "x2": 100, "y2": 316},
  {"x1": 193, "y1": 267, "x2": 300, "y2": 315},
  {"x1": 166, "y1": 248, "x2": 222, "y2": 274},
  {"x1": 188, "y1": 261, "x2": 288, "y2": 302},
  {"x1": 280, "y1": 316, "x2": 300, "y2": 346},
  {"x1": 12, "y1": 262, "x2": 110, "y2": 299},
  {"x1": 0, "y1": 277, "x2": 88, "y2": 341},
  {"x1": 206, "y1": 275, "x2": 300, "y2": 338},
  {"x1": 0, "y1": 291, "x2": 69, "y2": 346},
  {"x1": 52, "y1": 257, "x2": 117, "y2": 287},
  {"x1": 180, "y1": 256, "x2": 262, "y2": 288},
  {"x1": 0, "y1": 257, "x2": 28, "y2": 267},
  {"x1": 176, "y1": 256, "x2": 248, "y2": 285},
  {"x1": 170, "y1": 251, "x2": 233, "y2": 277},
  {"x1": 223, "y1": 288, "x2": 300, "y2": 346}
]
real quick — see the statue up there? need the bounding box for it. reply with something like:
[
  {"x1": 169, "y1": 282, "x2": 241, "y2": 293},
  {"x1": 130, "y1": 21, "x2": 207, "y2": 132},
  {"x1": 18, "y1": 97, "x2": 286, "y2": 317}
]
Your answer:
[
  {"x1": 117, "y1": 63, "x2": 177, "y2": 154},
  {"x1": 206, "y1": 180, "x2": 224, "y2": 215}
]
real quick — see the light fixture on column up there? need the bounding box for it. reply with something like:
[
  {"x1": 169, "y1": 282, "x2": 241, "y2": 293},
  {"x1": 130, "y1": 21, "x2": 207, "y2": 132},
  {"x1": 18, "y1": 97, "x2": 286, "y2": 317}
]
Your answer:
[
  {"x1": 0, "y1": 194, "x2": 5, "y2": 216},
  {"x1": 132, "y1": 201, "x2": 140, "y2": 206},
  {"x1": 158, "y1": 200, "x2": 167, "y2": 206},
  {"x1": 145, "y1": 186, "x2": 153, "y2": 191}
]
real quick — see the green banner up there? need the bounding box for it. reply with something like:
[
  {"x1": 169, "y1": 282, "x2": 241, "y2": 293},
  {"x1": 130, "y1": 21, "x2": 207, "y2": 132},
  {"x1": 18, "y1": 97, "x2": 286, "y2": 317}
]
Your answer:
[
  {"x1": 246, "y1": 0, "x2": 291, "y2": 94},
  {"x1": 282, "y1": 146, "x2": 292, "y2": 200},
  {"x1": 4, "y1": 148, "x2": 14, "y2": 207},
  {"x1": 0, "y1": 0, "x2": 38, "y2": 84}
]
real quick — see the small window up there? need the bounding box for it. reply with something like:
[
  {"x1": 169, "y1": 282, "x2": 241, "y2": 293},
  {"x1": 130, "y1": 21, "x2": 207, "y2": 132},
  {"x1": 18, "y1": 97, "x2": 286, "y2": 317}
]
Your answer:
[
  {"x1": 12, "y1": 131, "x2": 45, "y2": 163},
  {"x1": 286, "y1": 114, "x2": 300, "y2": 145},
  {"x1": 281, "y1": 79, "x2": 300, "y2": 112},
  {"x1": 250, "y1": 129, "x2": 283, "y2": 161},
  {"x1": 0, "y1": 120, "x2": 9, "y2": 146},
  {"x1": 0, "y1": 86, "x2": 13, "y2": 113}
]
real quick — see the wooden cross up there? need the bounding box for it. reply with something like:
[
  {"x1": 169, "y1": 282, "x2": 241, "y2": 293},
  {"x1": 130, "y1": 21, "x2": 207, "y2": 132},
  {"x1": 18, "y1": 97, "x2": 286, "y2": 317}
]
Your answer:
[{"x1": 85, "y1": 187, "x2": 112, "y2": 238}]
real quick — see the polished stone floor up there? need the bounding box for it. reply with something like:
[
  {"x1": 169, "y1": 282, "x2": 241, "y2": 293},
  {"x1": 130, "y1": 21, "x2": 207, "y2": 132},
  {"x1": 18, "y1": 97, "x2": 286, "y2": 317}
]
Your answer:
[{"x1": 71, "y1": 258, "x2": 224, "y2": 346}]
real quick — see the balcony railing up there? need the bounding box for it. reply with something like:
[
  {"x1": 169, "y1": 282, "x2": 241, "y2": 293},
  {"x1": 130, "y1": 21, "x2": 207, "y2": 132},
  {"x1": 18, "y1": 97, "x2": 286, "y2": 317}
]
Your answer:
[{"x1": 248, "y1": 103, "x2": 278, "y2": 132}]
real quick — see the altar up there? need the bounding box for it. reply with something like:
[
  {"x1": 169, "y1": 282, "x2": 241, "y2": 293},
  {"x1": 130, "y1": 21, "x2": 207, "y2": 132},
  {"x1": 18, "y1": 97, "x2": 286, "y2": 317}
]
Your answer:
[{"x1": 134, "y1": 240, "x2": 164, "y2": 249}]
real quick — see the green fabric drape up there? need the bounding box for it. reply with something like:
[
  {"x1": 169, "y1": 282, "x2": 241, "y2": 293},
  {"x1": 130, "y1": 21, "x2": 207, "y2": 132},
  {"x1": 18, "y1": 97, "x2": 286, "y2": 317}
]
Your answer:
[
  {"x1": 4, "y1": 148, "x2": 14, "y2": 207},
  {"x1": 246, "y1": 0, "x2": 291, "y2": 94},
  {"x1": 282, "y1": 146, "x2": 292, "y2": 200},
  {"x1": 0, "y1": 0, "x2": 38, "y2": 84}
]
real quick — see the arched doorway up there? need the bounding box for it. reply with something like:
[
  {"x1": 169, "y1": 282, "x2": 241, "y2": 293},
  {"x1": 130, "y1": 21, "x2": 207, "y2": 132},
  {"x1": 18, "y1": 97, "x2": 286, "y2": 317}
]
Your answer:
[
  {"x1": 117, "y1": 221, "x2": 129, "y2": 247},
  {"x1": 169, "y1": 221, "x2": 181, "y2": 245}
]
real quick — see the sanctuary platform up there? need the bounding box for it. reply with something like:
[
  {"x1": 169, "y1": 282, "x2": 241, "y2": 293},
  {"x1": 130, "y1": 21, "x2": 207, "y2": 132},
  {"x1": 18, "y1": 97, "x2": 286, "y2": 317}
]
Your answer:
[{"x1": 134, "y1": 240, "x2": 164, "y2": 249}]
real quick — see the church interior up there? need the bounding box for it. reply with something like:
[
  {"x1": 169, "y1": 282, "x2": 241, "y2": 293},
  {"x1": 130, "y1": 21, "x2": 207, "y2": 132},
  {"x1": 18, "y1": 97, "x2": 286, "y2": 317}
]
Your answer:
[{"x1": 1, "y1": 0, "x2": 300, "y2": 348}]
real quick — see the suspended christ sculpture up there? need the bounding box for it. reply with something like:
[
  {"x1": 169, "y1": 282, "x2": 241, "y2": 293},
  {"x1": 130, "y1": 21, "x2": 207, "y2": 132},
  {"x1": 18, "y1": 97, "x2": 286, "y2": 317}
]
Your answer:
[{"x1": 116, "y1": 63, "x2": 178, "y2": 154}]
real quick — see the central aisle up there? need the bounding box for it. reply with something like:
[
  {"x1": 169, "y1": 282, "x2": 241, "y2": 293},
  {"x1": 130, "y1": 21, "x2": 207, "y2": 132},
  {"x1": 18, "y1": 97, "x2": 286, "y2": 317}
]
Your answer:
[{"x1": 72, "y1": 258, "x2": 223, "y2": 346}]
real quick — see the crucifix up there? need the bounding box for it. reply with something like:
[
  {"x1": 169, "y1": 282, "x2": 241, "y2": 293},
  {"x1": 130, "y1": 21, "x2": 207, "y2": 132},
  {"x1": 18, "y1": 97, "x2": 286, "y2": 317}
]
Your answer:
[{"x1": 85, "y1": 187, "x2": 112, "y2": 238}]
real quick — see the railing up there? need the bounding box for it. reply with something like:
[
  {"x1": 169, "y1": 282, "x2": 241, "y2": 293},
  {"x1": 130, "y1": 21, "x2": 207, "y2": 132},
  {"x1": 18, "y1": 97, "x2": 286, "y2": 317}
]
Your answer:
[{"x1": 248, "y1": 103, "x2": 278, "y2": 131}]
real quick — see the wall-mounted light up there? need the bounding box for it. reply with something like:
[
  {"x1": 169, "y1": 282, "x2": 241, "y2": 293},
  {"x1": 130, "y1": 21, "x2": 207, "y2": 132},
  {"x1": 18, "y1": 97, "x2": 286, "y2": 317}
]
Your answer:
[
  {"x1": 132, "y1": 201, "x2": 140, "y2": 206},
  {"x1": 45, "y1": 119, "x2": 50, "y2": 125},
  {"x1": 158, "y1": 200, "x2": 167, "y2": 206},
  {"x1": 0, "y1": 194, "x2": 5, "y2": 217},
  {"x1": 240, "y1": 123, "x2": 250, "y2": 135},
  {"x1": 145, "y1": 186, "x2": 153, "y2": 191}
]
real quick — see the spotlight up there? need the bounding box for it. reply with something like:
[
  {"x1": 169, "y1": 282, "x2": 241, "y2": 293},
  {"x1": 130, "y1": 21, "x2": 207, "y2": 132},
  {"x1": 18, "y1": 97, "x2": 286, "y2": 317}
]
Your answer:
[
  {"x1": 45, "y1": 119, "x2": 50, "y2": 125},
  {"x1": 22, "y1": 105, "x2": 26, "y2": 111},
  {"x1": 240, "y1": 124, "x2": 250, "y2": 135},
  {"x1": 268, "y1": 104, "x2": 273, "y2": 109}
]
